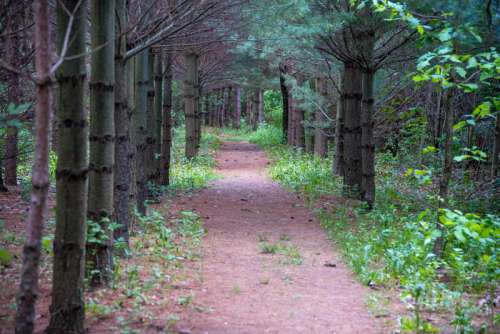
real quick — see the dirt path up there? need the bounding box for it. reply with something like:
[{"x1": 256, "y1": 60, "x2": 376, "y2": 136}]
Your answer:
[{"x1": 171, "y1": 142, "x2": 386, "y2": 334}]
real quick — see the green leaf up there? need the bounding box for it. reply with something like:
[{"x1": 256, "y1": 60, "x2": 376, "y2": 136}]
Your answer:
[
  {"x1": 471, "y1": 102, "x2": 491, "y2": 119},
  {"x1": 453, "y1": 155, "x2": 470, "y2": 162},
  {"x1": 0, "y1": 248, "x2": 13, "y2": 266},
  {"x1": 437, "y1": 27, "x2": 453, "y2": 42},
  {"x1": 455, "y1": 66, "x2": 466, "y2": 78}
]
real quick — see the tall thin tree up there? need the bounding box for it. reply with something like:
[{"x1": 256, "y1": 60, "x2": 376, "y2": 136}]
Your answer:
[
  {"x1": 87, "y1": 0, "x2": 116, "y2": 286},
  {"x1": 15, "y1": 0, "x2": 52, "y2": 332},
  {"x1": 46, "y1": 0, "x2": 88, "y2": 332}
]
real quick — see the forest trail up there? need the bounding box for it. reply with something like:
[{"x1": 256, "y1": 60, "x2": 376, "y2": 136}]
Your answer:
[{"x1": 171, "y1": 141, "x2": 386, "y2": 334}]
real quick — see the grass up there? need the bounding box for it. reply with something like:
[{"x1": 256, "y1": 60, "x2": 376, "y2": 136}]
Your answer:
[
  {"x1": 167, "y1": 127, "x2": 222, "y2": 194},
  {"x1": 259, "y1": 241, "x2": 303, "y2": 265}
]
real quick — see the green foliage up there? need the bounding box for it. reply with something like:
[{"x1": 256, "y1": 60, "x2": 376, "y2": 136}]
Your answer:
[
  {"x1": 248, "y1": 124, "x2": 283, "y2": 148},
  {"x1": 267, "y1": 144, "x2": 340, "y2": 203},
  {"x1": 168, "y1": 127, "x2": 220, "y2": 194},
  {"x1": 264, "y1": 135, "x2": 499, "y2": 332}
]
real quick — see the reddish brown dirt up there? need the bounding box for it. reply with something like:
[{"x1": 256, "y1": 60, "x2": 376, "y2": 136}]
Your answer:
[
  {"x1": 0, "y1": 142, "x2": 392, "y2": 333},
  {"x1": 171, "y1": 142, "x2": 387, "y2": 334}
]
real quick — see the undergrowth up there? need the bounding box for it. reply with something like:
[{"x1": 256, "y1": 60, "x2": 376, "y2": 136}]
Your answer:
[{"x1": 244, "y1": 123, "x2": 499, "y2": 334}]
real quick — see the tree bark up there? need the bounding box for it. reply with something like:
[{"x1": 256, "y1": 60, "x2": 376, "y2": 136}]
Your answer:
[
  {"x1": 46, "y1": 1, "x2": 88, "y2": 332},
  {"x1": 294, "y1": 77, "x2": 305, "y2": 149},
  {"x1": 361, "y1": 70, "x2": 375, "y2": 208},
  {"x1": 145, "y1": 52, "x2": 156, "y2": 189},
  {"x1": 160, "y1": 53, "x2": 173, "y2": 186},
  {"x1": 113, "y1": 0, "x2": 132, "y2": 245},
  {"x1": 184, "y1": 53, "x2": 199, "y2": 159},
  {"x1": 0, "y1": 156, "x2": 7, "y2": 192},
  {"x1": 134, "y1": 50, "x2": 149, "y2": 215},
  {"x1": 342, "y1": 62, "x2": 363, "y2": 198},
  {"x1": 314, "y1": 78, "x2": 328, "y2": 157},
  {"x1": 5, "y1": 4, "x2": 22, "y2": 186},
  {"x1": 234, "y1": 86, "x2": 241, "y2": 129},
  {"x1": 492, "y1": 113, "x2": 500, "y2": 179},
  {"x1": 257, "y1": 89, "x2": 264, "y2": 124},
  {"x1": 154, "y1": 50, "x2": 163, "y2": 183},
  {"x1": 434, "y1": 88, "x2": 454, "y2": 257},
  {"x1": 287, "y1": 92, "x2": 295, "y2": 146},
  {"x1": 279, "y1": 65, "x2": 289, "y2": 143},
  {"x1": 334, "y1": 71, "x2": 346, "y2": 176},
  {"x1": 86, "y1": 0, "x2": 116, "y2": 287},
  {"x1": 15, "y1": 1, "x2": 52, "y2": 332}
]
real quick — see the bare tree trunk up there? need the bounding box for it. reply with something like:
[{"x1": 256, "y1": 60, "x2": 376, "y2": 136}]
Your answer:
[
  {"x1": 361, "y1": 70, "x2": 375, "y2": 208},
  {"x1": 145, "y1": 52, "x2": 156, "y2": 189},
  {"x1": 0, "y1": 156, "x2": 7, "y2": 192},
  {"x1": 287, "y1": 93, "x2": 295, "y2": 146},
  {"x1": 251, "y1": 91, "x2": 259, "y2": 131},
  {"x1": 5, "y1": 4, "x2": 22, "y2": 186},
  {"x1": 154, "y1": 50, "x2": 163, "y2": 184},
  {"x1": 113, "y1": 0, "x2": 132, "y2": 245},
  {"x1": 224, "y1": 87, "x2": 232, "y2": 127},
  {"x1": 314, "y1": 78, "x2": 328, "y2": 157},
  {"x1": 257, "y1": 89, "x2": 264, "y2": 124},
  {"x1": 47, "y1": 1, "x2": 88, "y2": 332},
  {"x1": 216, "y1": 89, "x2": 223, "y2": 128},
  {"x1": 134, "y1": 50, "x2": 149, "y2": 215},
  {"x1": 203, "y1": 94, "x2": 210, "y2": 125},
  {"x1": 160, "y1": 53, "x2": 173, "y2": 186},
  {"x1": 184, "y1": 53, "x2": 199, "y2": 159},
  {"x1": 86, "y1": 0, "x2": 116, "y2": 287},
  {"x1": 246, "y1": 93, "x2": 252, "y2": 127},
  {"x1": 434, "y1": 88, "x2": 454, "y2": 257},
  {"x1": 342, "y1": 62, "x2": 363, "y2": 198},
  {"x1": 492, "y1": 114, "x2": 500, "y2": 179},
  {"x1": 15, "y1": 1, "x2": 52, "y2": 332},
  {"x1": 234, "y1": 86, "x2": 241, "y2": 129},
  {"x1": 279, "y1": 64, "x2": 289, "y2": 143},
  {"x1": 334, "y1": 71, "x2": 346, "y2": 176}
]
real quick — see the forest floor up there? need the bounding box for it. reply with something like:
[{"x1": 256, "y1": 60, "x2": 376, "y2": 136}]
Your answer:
[
  {"x1": 164, "y1": 141, "x2": 393, "y2": 333},
  {"x1": 0, "y1": 141, "x2": 400, "y2": 333}
]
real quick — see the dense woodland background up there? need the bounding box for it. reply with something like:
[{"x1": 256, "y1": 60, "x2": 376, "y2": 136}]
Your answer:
[{"x1": 0, "y1": 0, "x2": 499, "y2": 333}]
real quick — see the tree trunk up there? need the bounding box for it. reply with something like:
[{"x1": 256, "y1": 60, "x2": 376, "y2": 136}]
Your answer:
[
  {"x1": 279, "y1": 65, "x2": 289, "y2": 143},
  {"x1": 251, "y1": 91, "x2": 259, "y2": 131},
  {"x1": 314, "y1": 78, "x2": 328, "y2": 157},
  {"x1": 86, "y1": 0, "x2": 115, "y2": 287},
  {"x1": 287, "y1": 93, "x2": 295, "y2": 146},
  {"x1": 257, "y1": 89, "x2": 264, "y2": 124},
  {"x1": 154, "y1": 50, "x2": 163, "y2": 184},
  {"x1": 134, "y1": 50, "x2": 149, "y2": 215},
  {"x1": 224, "y1": 87, "x2": 232, "y2": 127},
  {"x1": 216, "y1": 89, "x2": 223, "y2": 128},
  {"x1": 361, "y1": 70, "x2": 375, "y2": 208},
  {"x1": 184, "y1": 53, "x2": 199, "y2": 159},
  {"x1": 294, "y1": 77, "x2": 305, "y2": 149},
  {"x1": 434, "y1": 88, "x2": 454, "y2": 257},
  {"x1": 0, "y1": 156, "x2": 7, "y2": 192},
  {"x1": 492, "y1": 113, "x2": 500, "y2": 179},
  {"x1": 334, "y1": 72, "x2": 346, "y2": 176},
  {"x1": 113, "y1": 0, "x2": 132, "y2": 245},
  {"x1": 15, "y1": 1, "x2": 52, "y2": 332},
  {"x1": 342, "y1": 62, "x2": 363, "y2": 198},
  {"x1": 195, "y1": 83, "x2": 202, "y2": 149},
  {"x1": 234, "y1": 86, "x2": 241, "y2": 129},
  {"x1": 47, "y1": 1, "x2": 88, "y2": 332},
  {"x1": 5, "y1": 4, "x2": 21, "y2": 186},
  {"x1": 145, "y1": 52, "x2": 156, "y2": 189},
  {"x1": 160, "y1": 53, "x2": 173, "y2": 186},
  {"x1": 203, "y1": 94, "x2": 210, "y2": 125}
]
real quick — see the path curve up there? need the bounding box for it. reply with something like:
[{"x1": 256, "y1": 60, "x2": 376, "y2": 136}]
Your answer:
[{"x1": 173, "y1": 142, "x2": 384, "y2": 334}]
